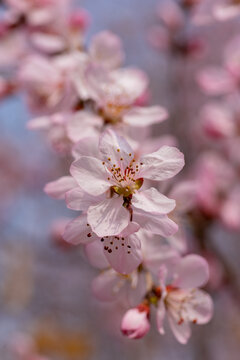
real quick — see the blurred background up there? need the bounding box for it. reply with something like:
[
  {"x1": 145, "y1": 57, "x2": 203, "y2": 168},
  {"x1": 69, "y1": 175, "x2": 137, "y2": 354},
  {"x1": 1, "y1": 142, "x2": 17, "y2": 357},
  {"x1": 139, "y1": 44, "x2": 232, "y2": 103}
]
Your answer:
[{"x1": 1, "y1": 0, "x2": 240, "y2": 359}]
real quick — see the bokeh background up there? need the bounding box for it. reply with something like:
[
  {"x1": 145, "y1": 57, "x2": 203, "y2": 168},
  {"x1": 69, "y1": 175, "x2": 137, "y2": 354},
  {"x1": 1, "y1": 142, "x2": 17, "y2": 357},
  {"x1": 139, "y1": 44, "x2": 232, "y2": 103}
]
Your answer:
[{"x1": 1, "y1": 0, "x2": 240, "y2": 359}]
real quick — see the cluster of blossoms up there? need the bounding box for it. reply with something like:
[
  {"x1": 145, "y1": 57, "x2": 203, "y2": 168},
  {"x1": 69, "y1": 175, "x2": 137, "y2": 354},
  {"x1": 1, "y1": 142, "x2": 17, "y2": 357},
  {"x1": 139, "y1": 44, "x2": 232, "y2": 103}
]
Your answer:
[
  {"x1": 195, "y1": 34, "x2": 240, "y2": 230},
  {"x1": 0, "y1": 0, "x2": 219, "y2": 346}
]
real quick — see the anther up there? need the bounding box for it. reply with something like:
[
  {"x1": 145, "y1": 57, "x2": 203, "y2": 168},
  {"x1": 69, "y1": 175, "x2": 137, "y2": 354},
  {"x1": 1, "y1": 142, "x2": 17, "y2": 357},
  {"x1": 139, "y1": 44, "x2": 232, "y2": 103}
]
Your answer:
[{"x1": 87, "y1": 233, "x2": 92, "y2": 237}]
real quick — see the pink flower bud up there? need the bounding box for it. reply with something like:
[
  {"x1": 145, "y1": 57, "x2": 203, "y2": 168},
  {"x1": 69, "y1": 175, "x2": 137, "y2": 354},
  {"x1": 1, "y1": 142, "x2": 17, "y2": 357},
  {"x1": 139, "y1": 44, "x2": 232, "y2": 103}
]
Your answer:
[
  {"x1": 69, "y1": 10, "x2": 91, "y2": 31},
  {"x1": 121, "y1": 305, "x2": 150, "y2": 339}
]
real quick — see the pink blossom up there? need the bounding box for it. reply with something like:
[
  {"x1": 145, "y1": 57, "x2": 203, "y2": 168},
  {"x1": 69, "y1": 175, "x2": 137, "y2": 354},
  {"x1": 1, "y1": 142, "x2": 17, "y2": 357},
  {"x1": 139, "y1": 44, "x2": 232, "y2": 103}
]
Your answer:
[
  {"x1": 90, "y1": 230, "x2": 178, "y2": 300},
  {"x1": 66, "y1": 129, "x2": 184, "y2": 237},
  {"x1": 199, "y1": 102, "x2": 236, "y2": 140},
  {"x1": 197, "y1": 36, "x2": 240, "y2": 96},
  {"x1": 5, "y1": 0, "x2": 70, "y2": 27},
  {"x1": 195, "y1": 152, "x2": 235, "y2": 217},
  {"x1": 121, "y1": 305, "x2": 150, "y2": 339},
  {"x1": 156, "y1": 255, "x2": 213, "y2": 344}
]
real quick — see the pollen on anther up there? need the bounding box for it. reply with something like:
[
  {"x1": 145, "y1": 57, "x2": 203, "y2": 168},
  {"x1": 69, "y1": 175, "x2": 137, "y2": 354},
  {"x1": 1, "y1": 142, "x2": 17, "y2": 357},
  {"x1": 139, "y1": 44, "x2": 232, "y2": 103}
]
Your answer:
[
  {"x1": 108, "y1": 157, "x2": 111, "y2": 161},
  {"x1": 117, "y1": 149, "x2": 120, "y2": 152},
  {"x1": 102, "y1": 161, "x2": 105, "y2": 165},
  {"x1": 129, "y1": 153, "x2": 132, "y2": 156},
  {"x1": 120, "y1": 157, "x2": 123, "y2": 161}
]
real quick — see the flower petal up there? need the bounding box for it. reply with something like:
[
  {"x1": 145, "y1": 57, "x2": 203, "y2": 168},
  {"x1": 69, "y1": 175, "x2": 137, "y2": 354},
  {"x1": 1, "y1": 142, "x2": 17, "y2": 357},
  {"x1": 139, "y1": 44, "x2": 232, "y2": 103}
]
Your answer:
[
  {"x1": 103, "y1": 233, "x2": 142, "y2": 274},
  {"x1": 70, "y1": 156, "x2": 110, "y2": 196},
  {"x1": 132, "y1": 188, "x2": 176, "y2": 214},
  {"x1": 44, "y1": 176, "x2": 77, "y2": 199},
  {"x1": 157, "y1": 298, "x2": 166, "y2": 335},
  {"x1": 196, "y1": 66, "x2": 235, "y2": 96},
  {"x1": 89, "y1": 30, "x2": 124, "y2": 69},
  {"x1": 84, "y1": 240, "x2": 109, "y2": 269},
  {"x1": 185, "y1": 289, "x2": 213, "y2": 325},
  {"x1": 99, "y1": 129, "x2": 134, "y2": 168},
  {"x1": 72, "y1": 135, "x2": 100, "y2": 159},
  {"x1": 133, "y1": 209, "x2": 178, "y2": 237},
  {"x1": 172, "y1": 255, "x2": 209, "y2": 289},
  {"x1": 63, "y1": 214, "x2": 99, "y2": 245},
  {"x1": 66, "y1": 111, "x2": 102, "y2": 143},
  {"x1": 65, "y1": 187, "x2": 103, "y2": 211},
  {"x1": 139, "y1": 146, "x2": 184, "y2": 181},
  {"x1": 123, "y1": 106, "x2": 168, "y2": 127},
  {"x1": 92, "y1": 269, "x2": 124, "y2": 302},
  {"x1": 168, "y1": 311, "x2": 191, "y2": 344},
  {"x1": 87, "y1": 196, "x2": 130, "y2": 237}
]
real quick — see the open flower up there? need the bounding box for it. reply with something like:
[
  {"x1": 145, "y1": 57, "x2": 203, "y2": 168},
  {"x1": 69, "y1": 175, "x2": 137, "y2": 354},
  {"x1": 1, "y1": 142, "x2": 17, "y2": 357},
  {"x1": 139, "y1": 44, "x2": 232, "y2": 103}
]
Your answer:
[
  {"x1": 84, "y1": 64, "x2": 168, "y2": 128},
  {"x1": 67, "y1": 129, "x2": 184, "y2": 237},
  {"x1": 157, "y1": 255, "x2": 213, "y2": 344}
]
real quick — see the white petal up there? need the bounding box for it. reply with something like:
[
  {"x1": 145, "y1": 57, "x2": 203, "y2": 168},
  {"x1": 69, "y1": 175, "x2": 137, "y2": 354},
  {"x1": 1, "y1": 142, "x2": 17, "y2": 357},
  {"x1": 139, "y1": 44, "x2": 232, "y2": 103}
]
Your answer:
[
  {"x1": 87, "y1": 196, "x2": 130, "y2": 237},
  {"x1": 103, "y1": 233, "x2": 142, "y2": 274},
  {"x1": 132, "y1": 188, "x2": 176, "y2": 214},
  {"x1": 70, "y1": 156, "x2": 110, "y2": 196},
  {"x1": 157, "y1": 299, "x2": 166, "y2": 335},
  {"x1": 89, "y1": 30, "x2": 124, "y2": 69},
  {"x1": 84, "y1": 240, "x2": 109, "y2": 269},
  {"x1": 123, "y1": 106, "x2": 168, "y2": 127},
  {"x1": 66, "y1": 111, "x2": 102, "y2": 143},
  {"x1": 72, "y1": 134, "x2": 100, "y2": 159},
  {"x1": 185, "y1": 289, "x2": 213, "y2": 325},
  {"x1": 139, "y1": 146, "x2": 184, "y2": 181},
  {"x1": 92, "y1": 269, "x2": 124, "y2": 302},
  {"x1": 168, "y1": 311, "x2": 191, "y2": 344},
  {"x1": 44, "y1": 176, "x2": 77, "y2": 199},
  {"x1": 63, "y1": 214, "x2": 99, "y2": 245},
  {"x1": 66, "y1": 187, "x2": 103, "y2": 211},
  {"x1": 99, "y1": 129, "x2": 134, "y2": 168},
  {"x1": 172, "y1": 255, "x2": 209, "y2": 289},
  {"x1": 133, "y1": 209, "x2": 178, "y2": 237}
]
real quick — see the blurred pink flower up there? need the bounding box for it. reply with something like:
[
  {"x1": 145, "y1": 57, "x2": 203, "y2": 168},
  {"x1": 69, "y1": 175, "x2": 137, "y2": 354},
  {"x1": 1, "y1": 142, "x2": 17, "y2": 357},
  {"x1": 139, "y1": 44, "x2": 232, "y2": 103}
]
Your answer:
[{"x1": 157, "y1": 255, "x2": 213, "y2": 344}]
